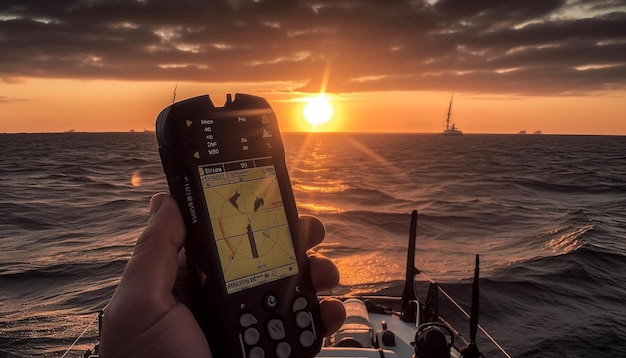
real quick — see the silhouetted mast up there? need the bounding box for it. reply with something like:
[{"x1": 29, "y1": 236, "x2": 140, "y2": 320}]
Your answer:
[{"x1": 446, "y1": 95, "x2": 453, "y2": 130}]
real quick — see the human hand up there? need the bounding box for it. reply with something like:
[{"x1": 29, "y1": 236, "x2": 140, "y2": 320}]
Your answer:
[{"x1": 99, "y1": 193, "x2": 345, "y2": 357}]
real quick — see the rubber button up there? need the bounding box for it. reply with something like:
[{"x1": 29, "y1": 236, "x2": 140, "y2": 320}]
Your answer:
[
  {"x1": 243, "y1": 327, "x2": 260, "y2": 346},
  {"x1": 292, "y1": 297, "x2": 308, "y2": 312},
  {"x1": 295, "y1": 311, "x2": 311, "y2": 328},
  {"x1": 276, "y1": 341, "x2": 291, "y2": 358},
  {"x1": 300, "y1": 330, "x2": 315, "y2": 348},
  {"x1": 264, "y1": 293, "x2": 278, "y2": 311},
  {"x1": 267, "y1": 319, "x2": 286, "y2": 341},
  {"x1": 249, "y1": 346, "x2": 265, "y2": 358},
  {"x1": 239, "y1": 313, "x2": 258, "y2": 328}
]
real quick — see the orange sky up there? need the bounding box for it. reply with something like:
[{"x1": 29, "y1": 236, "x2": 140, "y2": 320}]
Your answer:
[
  {"x1": 2, "y1": 78, "x2": 624, "y2": 134},
  {"x1": 1, "y1": 1, "x2": 625, "y2": 135}
]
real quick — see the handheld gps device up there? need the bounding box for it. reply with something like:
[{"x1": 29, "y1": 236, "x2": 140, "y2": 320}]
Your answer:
[{"x1": 155, "y1": 93, "x2": 323, "y2": 358}]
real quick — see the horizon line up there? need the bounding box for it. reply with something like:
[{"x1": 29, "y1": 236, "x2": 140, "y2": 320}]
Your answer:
[{"x1": 2, "y1": 130, "x2": 625, "y2": 137}]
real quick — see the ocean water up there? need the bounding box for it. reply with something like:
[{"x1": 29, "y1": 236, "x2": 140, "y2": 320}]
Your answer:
[{"x1": 0, "y1": 132, "x2": 625, "y2": 357}]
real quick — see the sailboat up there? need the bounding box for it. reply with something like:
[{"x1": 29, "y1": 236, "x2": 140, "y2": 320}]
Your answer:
[{"x1": 440, "y1": 95, "x2": 463, "y2": 135}]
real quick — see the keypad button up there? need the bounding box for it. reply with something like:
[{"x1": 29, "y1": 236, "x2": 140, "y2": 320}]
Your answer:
[
  {"x1": 292, "y1": 297, "x2": 308, "y2": 312},
  {"x1": 300, "y1": 330, "x2": 315, "y2": 348},
  {"x1": 264, "y1": 293, "x2": 278, "y2": 311},
  {"x1": 295, "y1": 311, "x2": 311, "y2": 328},
  {"x1": 276, "y1": 341, "x2": 292, "y2": 358},
  {"x1": 243, "y1": 327, "x2": 260, "y2": 346},
  {"x1": 249, "y1": 346, "x2": 265, "y2": 358},
  {"x1": 267, "y1": 319, "x2": 286, "y2": 341},
  {"x1": 239, "y1": 313, "x2": 258, "y2": 328}
]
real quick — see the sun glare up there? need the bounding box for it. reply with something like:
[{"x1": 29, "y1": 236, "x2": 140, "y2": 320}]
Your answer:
[
  {"x1": 131, "y1": 171, "x2": 142, "y2": 187},
  {"x1": 303, "y1": 95, "x2": 333, "y2": 126}
]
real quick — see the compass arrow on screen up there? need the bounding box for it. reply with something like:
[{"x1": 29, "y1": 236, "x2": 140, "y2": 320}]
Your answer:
[{"x1": 247, "y1": 223, "x2": 259, "y2": 258}]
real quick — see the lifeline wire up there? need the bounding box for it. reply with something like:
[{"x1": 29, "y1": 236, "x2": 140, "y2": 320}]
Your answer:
[
  {"x1": 420, "y1": 272, "x2": 512, "y2": 358},
  {"x1": 61, "y1": 301, "x2": 108, "y2": 358}
]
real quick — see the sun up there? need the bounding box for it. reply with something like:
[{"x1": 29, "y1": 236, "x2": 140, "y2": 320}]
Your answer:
[{"x1": 303, "y1": 95, "x2": 333, "y2": 126}]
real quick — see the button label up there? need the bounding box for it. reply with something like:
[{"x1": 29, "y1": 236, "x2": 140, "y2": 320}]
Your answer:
[{"x1": 265, "y1": 294, "x2": 277, "y2": 309}]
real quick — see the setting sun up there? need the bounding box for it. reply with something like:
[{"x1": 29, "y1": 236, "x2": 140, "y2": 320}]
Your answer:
[{"x1": 303, "y1": 95, "x2": 333, "y2": 126}]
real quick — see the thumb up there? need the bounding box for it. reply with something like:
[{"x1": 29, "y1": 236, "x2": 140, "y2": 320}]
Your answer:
[{"x1": 120, "y1": 193, "x2": 186, "y2": 303}]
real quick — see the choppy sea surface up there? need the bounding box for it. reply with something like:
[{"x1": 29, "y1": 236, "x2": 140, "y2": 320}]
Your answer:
[{"x1": 1, "y1": 132, "x2": 625, "y2": 357}]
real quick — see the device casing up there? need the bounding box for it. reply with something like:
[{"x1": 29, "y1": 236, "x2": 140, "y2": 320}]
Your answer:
[{"x1": 156, "y1": 94, "x2": 323, "y2": 358}]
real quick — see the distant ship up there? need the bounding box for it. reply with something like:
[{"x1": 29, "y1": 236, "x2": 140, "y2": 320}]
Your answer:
[
  {"x1": 440, "y1": 95, "x2": 463, "y2": 135},
  {"x1": 518, "y1": 130, "x2": 542, "y2": 135}
]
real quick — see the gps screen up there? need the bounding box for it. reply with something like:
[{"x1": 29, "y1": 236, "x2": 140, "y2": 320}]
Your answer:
[{"x1": 198, "y1": 157, "x2": 299, "y2": 294}]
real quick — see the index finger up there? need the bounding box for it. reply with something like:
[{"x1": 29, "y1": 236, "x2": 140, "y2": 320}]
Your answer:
[{"x1": 299, "y1": 215, "x2": 326, "y2": 249}]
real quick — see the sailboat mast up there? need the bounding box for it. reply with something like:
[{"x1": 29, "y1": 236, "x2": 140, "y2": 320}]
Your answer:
[{"x1": 446, "y1": 95, "x2": 453, "y2": 130}]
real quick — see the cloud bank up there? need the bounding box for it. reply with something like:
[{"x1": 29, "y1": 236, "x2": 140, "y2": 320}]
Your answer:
[{"x1": 1, "y1": 0, "x2": 625, "y2": 95}]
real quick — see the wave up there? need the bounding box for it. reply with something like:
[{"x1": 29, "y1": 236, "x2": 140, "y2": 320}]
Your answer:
[
  {"x1": 487, "y1": 244, "x2": 626, "y2": 298},
  {"x1": 511, "y1": 177, "x2": 626, "y2": 195},
  {"x1": 329, "y1": 243, "x2": 626, "y2": 329},
  {"x1": 470, "y1": 244, "x2": 626, "y2": 357},
  {"x1": 0, "y1": 260, "x2": 127, "y2": 284},
  {"x1": 330, "y1": 210, "x2": 414, "y2": 237}
]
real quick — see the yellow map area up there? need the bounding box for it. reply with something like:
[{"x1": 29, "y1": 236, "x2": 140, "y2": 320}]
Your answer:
[{"x1": 201, "y1": 164, "x2": 299, "y2": 294}]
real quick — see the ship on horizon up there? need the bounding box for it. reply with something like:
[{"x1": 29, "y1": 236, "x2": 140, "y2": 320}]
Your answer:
[{"x1": 440, "y1": 95, "x2": 463, "y2": 135}]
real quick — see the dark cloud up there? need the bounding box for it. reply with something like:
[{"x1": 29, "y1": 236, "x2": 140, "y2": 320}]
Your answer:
[{"x1": 0, "y1": 0, "x2": 624, "y2": 95}]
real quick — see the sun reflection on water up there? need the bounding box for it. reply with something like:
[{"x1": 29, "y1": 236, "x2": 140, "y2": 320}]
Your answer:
[
  {"x1": 544, "y1": 224, "x2": 590, "y2": 254},
  {"x1": 298, "y1": 202, "x2": 344, "y2": 213},
  {"x1": 321, "y1": 252, "x2": 405, "y2": 295},
  {"x1": 293, "y1": 182, "x2": 349, "y2": 193}
]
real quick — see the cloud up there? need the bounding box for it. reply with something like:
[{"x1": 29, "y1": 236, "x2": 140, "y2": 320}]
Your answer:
[
  {"x1": 0, "y1": 0, "x2": 624, "y2": 95},
  {"x1": 0, "y1": 95, "x2": 29, "y2": 103}
]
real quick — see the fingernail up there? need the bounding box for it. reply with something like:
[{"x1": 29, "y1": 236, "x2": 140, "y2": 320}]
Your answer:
[{"x1": 149, "y1": 193, "x2": 167, "y2": 216}]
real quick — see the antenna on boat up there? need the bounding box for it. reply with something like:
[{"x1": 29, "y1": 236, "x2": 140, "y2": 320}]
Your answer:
[
  {"x1": 461, "y1": 254, "x2": 483, "y2": 358},
  {"x1": 172, "y1": 84, "x2": 178, "y2": 104},
  {"x1": 400, "y1": 210, "x2": 421, "y2": 322}
]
